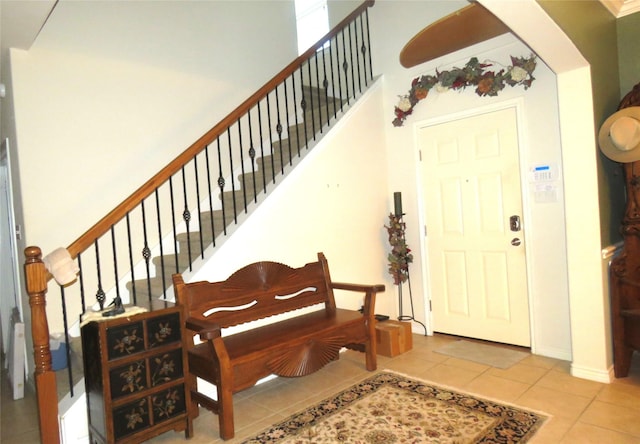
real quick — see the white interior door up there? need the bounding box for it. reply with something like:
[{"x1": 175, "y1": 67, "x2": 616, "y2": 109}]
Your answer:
[
  {"x1": 1, "y1": 138, "x2": 25, "y2": 381},
  {"x1": 420, "y1": 107, "x2": 530, "y2": 347}
]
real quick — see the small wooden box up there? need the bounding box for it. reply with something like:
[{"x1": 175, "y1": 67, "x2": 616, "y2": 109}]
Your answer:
[{"x1": 375, "y1": 320, "x2": 413, "y2": 357}]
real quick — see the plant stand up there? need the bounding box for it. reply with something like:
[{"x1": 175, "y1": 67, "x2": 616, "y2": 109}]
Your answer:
[{"x1": 397, "y1": 272, "x2": 427, "y2": 335}]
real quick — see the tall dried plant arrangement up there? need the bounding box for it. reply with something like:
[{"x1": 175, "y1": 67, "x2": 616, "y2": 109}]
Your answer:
[{"x1": 385, "y1": 213, "x2": 413, "y2": 285}]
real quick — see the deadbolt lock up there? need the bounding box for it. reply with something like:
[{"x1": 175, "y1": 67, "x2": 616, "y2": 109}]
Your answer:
[{"x1": 510, "y1": 215, "x2": 521, "y2": 232}]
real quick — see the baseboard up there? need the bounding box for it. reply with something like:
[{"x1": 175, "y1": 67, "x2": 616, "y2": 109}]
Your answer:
[
  {"x1": 570, "y1": 362, "x2": 613, "y2": 383},
  {"x1": 8, "y1": 308, "x2": 25, "y2": 400}
]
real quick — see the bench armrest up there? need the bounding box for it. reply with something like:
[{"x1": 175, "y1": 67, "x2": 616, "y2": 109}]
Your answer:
[
  {"x1": 331, "y1": 282, "x2": 385, "y2": 316},
  {"x1": 185, "y1": 317, "x2": 222, "y2": 341},
  {"x1": 331, "y1": 282, "x2": 385, "y2": 293}
]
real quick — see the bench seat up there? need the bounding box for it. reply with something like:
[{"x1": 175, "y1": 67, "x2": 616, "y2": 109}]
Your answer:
[{"x1": 189, "y1": 308, "x2": 367, "y2": 391}]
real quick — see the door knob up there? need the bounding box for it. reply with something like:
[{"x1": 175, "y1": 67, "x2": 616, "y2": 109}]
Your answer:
[
  {"x1": 510, "y1": 215, "x2": 521, "y2": 232},
  {"x1": 511, "y1": 238, "x2": 521, "y2": 246}
]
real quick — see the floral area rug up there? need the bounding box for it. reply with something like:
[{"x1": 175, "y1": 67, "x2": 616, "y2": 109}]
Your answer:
[{"x1": 243, "y1": 371, "x2": 548, "y2": 444}]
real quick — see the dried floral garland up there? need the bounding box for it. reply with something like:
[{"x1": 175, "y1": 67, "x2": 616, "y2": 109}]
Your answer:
[
  {"x1": 385, "y1": 213, "x2": 413, "y2": 285},
  {"x1": 392, "y1": 55, "x2": 537, "y2": 127}
]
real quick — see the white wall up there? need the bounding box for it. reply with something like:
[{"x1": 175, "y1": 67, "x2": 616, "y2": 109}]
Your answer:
[
  {"x1": 368, "y1": 2, "x2": 572, "y2": 359},
  {"x1": 10, "y1": 1, "x2": 298, "y2": 256},
  {"x1": 481, "y1": 0, "x2": 609, "y2": 383}
]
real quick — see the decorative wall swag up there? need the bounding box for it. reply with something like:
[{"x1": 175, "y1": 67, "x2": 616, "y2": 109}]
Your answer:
[{"x1": 392, "y1": 55, "x2": 537, "y2": 127}]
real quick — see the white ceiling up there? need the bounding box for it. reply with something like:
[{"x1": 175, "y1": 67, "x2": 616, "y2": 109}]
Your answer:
[
  {"x1": 0, "y1": 0, "x2": 56, "y2": 54},
  {"x1": 600, "y1": 0, "x2": 640, "y2": 17},
  {"x1": 2, "y1": 0, "x2": 640, "y2": 53},
  {"x1": 0, "y1": 0, "x2": 638, "y2": 73}
]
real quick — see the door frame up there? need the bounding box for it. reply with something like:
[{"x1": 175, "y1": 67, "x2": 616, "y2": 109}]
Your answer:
[{"x1": 414, "y1": 98, "x2": 537, "y2": 351}]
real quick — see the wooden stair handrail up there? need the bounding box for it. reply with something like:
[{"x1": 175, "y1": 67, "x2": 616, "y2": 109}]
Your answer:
[{"x1": 67, "y1": 0, "x2": 375, "y2": 260}]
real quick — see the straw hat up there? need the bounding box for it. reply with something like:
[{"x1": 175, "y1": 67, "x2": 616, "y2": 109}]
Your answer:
[{"x1": 599, "y1": 106, "x2": 640, "y2": 163}]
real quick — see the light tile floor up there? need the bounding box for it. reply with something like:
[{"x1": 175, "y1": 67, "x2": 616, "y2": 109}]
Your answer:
[{"x1": 3, "y1": 333, "x2": 640, "y2": 443}]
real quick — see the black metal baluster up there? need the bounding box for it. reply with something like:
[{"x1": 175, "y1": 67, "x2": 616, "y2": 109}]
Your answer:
[
  {"x1": 125, "y1": 213, "x2": 137, "y2": 304},
  {"x1": 348, "y1": 23, "x2": 356, "y2": 102},
  {"x1": 299, "y1": 66, "x2": 310, "y2": 150},
  {"x1": 358, "y1": 12, "x2": 368, "y2": 86},
  {"x1": 247, "y1": 109, "x2": 258, "y2": 201},
  {"x1": 321, "y1": 47, "x2": 330, "y2": 127},
  {"x1": 94, "y1": 240, "x2": 106, "y2": 310},
  {"x1": 204, "y1": 145, "x2": 216, "y2": 245},
  {"x1": 59, "y1": 285, "x2": 73, "y2": 396},
  {"x1": 193, "y1": 156, "x2": 205, "y2": 258},
  {"x1": 364, "y1": 8, "x2": 373, "y2": 83},
  {"x1": 76, "y1": 253, "x2": 86, "y2": 399},
  {"x1": 77, "y1": 253, "x2": 86, "y2": 313},
  {"x1": 181, "y1": 167, "x2": 193, "y2": 271},
  {"x1": 334, "y1": 34, "x2": 344, "y2": 113},
  {"x1": 154, "y1": 190, "x2": 166, "y2": 297},
  {"x1": 237, "y1": 119, "x2": 247, "y2": 212},
  {"x1": 266, "y1": 94, "x2": 276, "y2": 184},
  {"x1": 306, "y1": 61, "x2": 317, "y2": 139},
  {"x1": 282, "y1": 80, "x2": 293, "y2": 165},
  {"x1": 341, "y1": 28, "x2": 350, "y2": 104},
  {"x1": 140, "y1": 201, "x2": 152, "y2": 300},
  {"x1": 257, "y1": 101, "x2": 267, "y2": 192},
  {"x1": 313, "y1": 52, "x2": 324, "y2": 134},
  {"x1": 216, "y1": 137, "x2": 227, "y2": 234},
  {"x1": 290, "y1": 74, "x2": 302, "y2": 157},
  {"x1": 168, "y1": 177, "x2": 180, "y2": 274},
  {"x1": 274, "y1": 87, "x2": 285, "y2": 174},
  {"x1": 226, "y1": 128, "x2": 238, "y2": 222},
  {"x1": 328, "y1": 40, "x2": 338, "y2": 119},
  {"x1": 110, "y1": 225, "x2": 122, "y2": 304},
  {"x1": 354, "y1": 18, "x2": 362, "y2": 94}
]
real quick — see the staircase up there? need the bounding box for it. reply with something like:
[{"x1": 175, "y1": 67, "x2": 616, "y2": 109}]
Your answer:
[
  {"x1": 125, "y1": 86, "x2": 345, "y2": 301},
  {"x1": 53, "y1": 85, "x2": 351, "y2": 400}
]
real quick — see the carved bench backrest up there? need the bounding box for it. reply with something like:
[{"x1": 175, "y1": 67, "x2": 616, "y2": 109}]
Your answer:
[{"x1": 175, "y1": 252, "x2": 336, "y2": 329}]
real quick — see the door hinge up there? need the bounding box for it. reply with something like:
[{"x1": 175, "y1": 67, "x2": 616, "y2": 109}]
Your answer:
[
  {"x1": 424, "y1": 225, "x2": 427, "y2": 236},
  {"x1": 418, "y1": 150, "x2": 422, "y2": 161},
  {"x1": 429, "y1": 300, "x2": 432, "y2": 312}
]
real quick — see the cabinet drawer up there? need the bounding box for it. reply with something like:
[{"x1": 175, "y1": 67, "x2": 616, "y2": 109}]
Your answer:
[
  {"x1": 152, "y1": 385, "x2": 187, "y2": 424},
  {"x1": 110, "y1": 349, "x2": 184, "y2": 400},
  {"x1": 147, "y1": 312, "x2": 181, "y2": 348},
  {"x1": 106, "y1": 322, "x2": 145, "y2": 360},
  {"x1": 112, "y1": 398, "x2": 150, "y2": 441},
  {"x1": 150, "y1": 349, "x2": 184, "y2": 387},
  {"x1": 110, "y1": 360, "x2": 147, "y2": 400},
  {"x1": 110, "y1": 384, "x2": 186, "y2": 441}
]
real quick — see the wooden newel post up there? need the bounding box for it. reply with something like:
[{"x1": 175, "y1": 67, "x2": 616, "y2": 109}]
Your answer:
[{"x1": 24, "y1": 246, "x2": 60, "y2": 444}]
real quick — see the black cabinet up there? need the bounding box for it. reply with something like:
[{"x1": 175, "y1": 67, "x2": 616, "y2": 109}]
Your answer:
[{"x1": 81, "y1": 300, "x2": 190, "y2": 443}]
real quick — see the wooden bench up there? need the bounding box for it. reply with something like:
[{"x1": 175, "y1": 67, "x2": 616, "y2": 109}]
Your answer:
[{"x1": 173, "y1": 252, "x2": 385, "y2": 440}]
